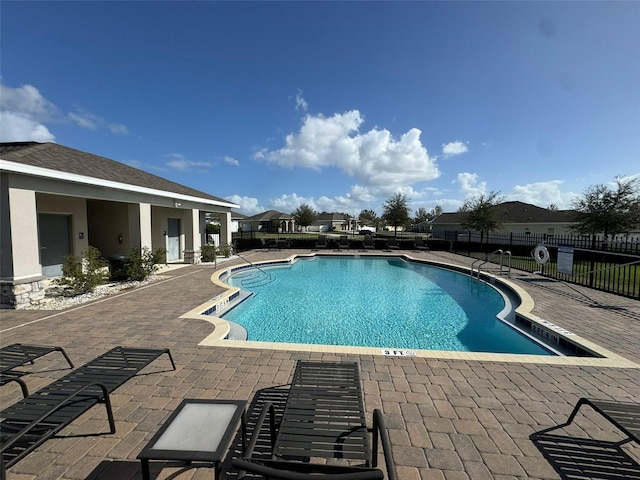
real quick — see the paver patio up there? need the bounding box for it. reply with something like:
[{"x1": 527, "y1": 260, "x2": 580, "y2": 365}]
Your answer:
[{"x1": 1, "y1": 249, "x2": 638, "y2": 480}]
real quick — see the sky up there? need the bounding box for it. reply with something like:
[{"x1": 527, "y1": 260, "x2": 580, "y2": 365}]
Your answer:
[{"x1": 1, "y1": 1, "x2": 639, "y2": 217}]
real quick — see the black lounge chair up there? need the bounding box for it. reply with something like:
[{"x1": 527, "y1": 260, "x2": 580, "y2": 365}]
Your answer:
[
  {"x1": 260, "y1": 238, "x2": 274, "y2": 251},
  {"x1": 386, "y1": 237, "x2": 400, "y2": 250},
  {"x1": 563, "y1": 398, "x2": 639, "y2": 444},
  {"x1": 233, "y1": 361, "x2": 397, "y2": 480},
  {"x1": 363, "y1": 235, "x2": 374, "y2": 250},
  {"x1": 0, "y1": 346, "x2": 175, "y2": 476},
  {"x1": 0, "y1": 343, "x2": 74, "y2": 398},
  {"x1": 414, "y1": 237, "x2": 429, "y2": 251},
  {"x1": 0, "y1": 343, "x2": 74, "y2": 374},
  {"x1": 276, "y1": 238, "x2": 290, "y2": 249},
  {"x1": 315, "y1": 235, "x2": 328, "y2": 249},
  {"x1": 338, "y1": 235, "x2": 350, "y2": 251}
]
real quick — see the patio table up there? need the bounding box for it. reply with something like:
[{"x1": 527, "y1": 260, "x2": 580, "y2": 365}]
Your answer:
[{"x1": 137, "y1": 399, "x2": 246, "y2": 480}]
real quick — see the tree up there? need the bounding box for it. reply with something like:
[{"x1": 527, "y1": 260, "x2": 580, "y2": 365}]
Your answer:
[
  {"x1": 292, "y1": 204, "x2": 318, "y2": 231},
  {"x1": 381, "y1": 193, "x2": 411, "y2": 236},
  {"x1": 458, "y1": 191, "x2": 505, "y2": 245},
  {"x1": 571, "y1": 176, "x2": 640, "y2": 239},
  {"x1": 359, "y1": 209, "x2": 378, "y2": 225},
  {"x1": 413, "y1": 207, "x2": 430, "y2": 224},
  {"x1": 430, "y1": 205, "x2": 443, "y2": 219}
]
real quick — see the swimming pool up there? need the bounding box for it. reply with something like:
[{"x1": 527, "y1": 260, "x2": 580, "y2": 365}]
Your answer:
[{"x1": 222, "y1": 256, "x2": 555, "y2": 355}]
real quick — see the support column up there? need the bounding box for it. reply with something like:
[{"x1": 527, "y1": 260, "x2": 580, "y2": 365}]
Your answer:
[
  {"x1": 139, "y1": 203, "x2": 152, "y2": 251},
  {"x1": 219, "y1": 211, "x2": 232, "y2": 248},
  {"x1": 0, "y1": 179, "x2": 45, "y2": 308},
  {"x1": 183, "y1": 208, "x2": 202, "y2": 264}
]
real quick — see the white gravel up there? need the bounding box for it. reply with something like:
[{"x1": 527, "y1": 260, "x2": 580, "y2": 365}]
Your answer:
[{"x1": 24, "y1": 275, "x2": 166, "y2": 311}]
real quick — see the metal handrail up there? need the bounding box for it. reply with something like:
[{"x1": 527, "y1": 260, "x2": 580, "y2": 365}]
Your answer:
[{"x1": 471, "y1": 249, "x2": 512, "y2": 280}]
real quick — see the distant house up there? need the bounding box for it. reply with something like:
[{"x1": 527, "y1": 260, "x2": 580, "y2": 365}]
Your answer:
[
  {"x1": 430, "y1": 201, "x2": 576, "y2": 238},
  {"x1": 231, "y1": 211, "x2": 247, "y2": 233},
  {"x1": 0, "y1": 142, "x2": 238, "y2": 309},
  {"x1": 310, "y1": 213, "x2": 346, "y2": 232},
  {"x1": 240, "y1": 210, "x2": 295, "y2": 233}
]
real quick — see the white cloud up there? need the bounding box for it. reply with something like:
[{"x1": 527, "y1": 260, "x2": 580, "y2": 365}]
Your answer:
[
  {"x1": 270, "y1": 193, "x2": 313, "y2": 212},
  {"x1": 0, "y1": 111, "x2": 56, "y2": 142},
  {"x1": 165, "y1": 153, "x2": 213, "y2": 171},
  {"x1": 254, "y1": 110, "x2": 440, "y2": 191},
  {"x1": 507, "y1": 180, "x2": 579, "y2": 209},
  {"x1": 69, "y1": 109, "x2": 130, "y2": 135},
  {"x1": 295, "y1": 89, "x2": 308, "y2": 112},
  {"x1": 0, "y1": 82, "x2": 57, "y2": 142},
  {"x1": 109, "y1": 123, "x2": 130, "y2": 135},
  {"x1": 68, "y1": 111, "x2": 99, "y2": 130},
  {"x1": 0, "y1": 80, "x2": 129, "y2": 140},
  {"x1": 442, "y1": 141, "x2": 468, "y2": 156},
  {"x1": 226, "y1": 195, "x2": 263, "y2": 215},
  {"x1": 455, "y1": 172, "x2": 487, "y2": 198},
  {"x1": 223, "y1": 156, "x2": 240, "y2": 166}
]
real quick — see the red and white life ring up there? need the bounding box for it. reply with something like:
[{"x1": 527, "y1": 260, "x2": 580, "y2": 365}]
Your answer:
[{"x1": 533, "y1": 245, "x2": 550, "y2": 265}]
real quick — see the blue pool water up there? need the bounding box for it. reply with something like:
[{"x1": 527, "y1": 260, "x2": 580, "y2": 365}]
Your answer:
[{"x1": 223, "y1": 256, "x2": 554, "y2": 355}]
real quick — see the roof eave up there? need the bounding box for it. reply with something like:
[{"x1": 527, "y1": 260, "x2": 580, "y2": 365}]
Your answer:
[{"x1": 0, "y1": 159, "x2": 239, "y2": 209}]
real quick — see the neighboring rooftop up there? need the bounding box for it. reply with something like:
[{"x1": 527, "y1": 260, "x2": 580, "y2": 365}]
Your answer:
[
  {"x1": 242, "y1": 209, "x2": 293, "y2": 221},
  {"x1": 432, "y1": 201, "x2": 575, "y2": 225}
]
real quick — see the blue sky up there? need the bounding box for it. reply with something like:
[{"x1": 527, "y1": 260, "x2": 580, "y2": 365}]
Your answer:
[{"x1": 2, "y1": 1, "x2": 638, "y2": 217}]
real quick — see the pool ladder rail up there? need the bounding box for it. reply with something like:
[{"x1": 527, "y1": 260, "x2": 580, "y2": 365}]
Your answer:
[
  {"x1": 234, "y1": 253, "x2": 275, "y2": 288},
  {"x1": 471, "y1": 249, "x2": 512, "y2": 280}
]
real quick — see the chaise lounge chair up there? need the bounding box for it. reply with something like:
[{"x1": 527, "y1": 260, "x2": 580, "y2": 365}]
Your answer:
[
  {"x1": 0, "y1": 346, "x2": 175, "y2": 477},
  {"x1": 338, "y1": 235, "x2": 350, "y2": 251},
  {"x1": 0, "y1": 343, "x2": 74, "y2": 374},
  {"x1": 386, "y1": 237, "x2": 400, "y2": 250},
  {"x1": 414, "y1": 237, "x2": 429, "y2": 252},
  {"x1": 363, "y1": 235, "x2": 374, "y2": 251},
  {"x1": 232, "y1": 360, "x2": 397, "y2": 479},
  {"x1": 0, "y1": 343, "x2": 75, "y2": 397},
  {"x1": 315, "y1": 234, "x2": 328, "y2": 249}
]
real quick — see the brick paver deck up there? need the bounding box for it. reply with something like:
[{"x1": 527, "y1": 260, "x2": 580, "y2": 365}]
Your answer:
[{"x1": 1, "y1": 249, "x2": 638, "y2": 480}]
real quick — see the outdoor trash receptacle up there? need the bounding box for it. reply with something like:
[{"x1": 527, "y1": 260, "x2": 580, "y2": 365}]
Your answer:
[{"x1": 107, "y1": 254, "x2": 128, "y2": 280}]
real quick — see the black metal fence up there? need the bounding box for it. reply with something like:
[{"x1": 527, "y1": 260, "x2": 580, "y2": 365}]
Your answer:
[{"x1": 434, "y1": 231, "x2": 640, "y2": 299}]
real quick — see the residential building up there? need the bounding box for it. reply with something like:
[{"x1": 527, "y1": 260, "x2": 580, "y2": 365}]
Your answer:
[{"x1": 1, "y1": 142, "x2": 238, "y2": 308}]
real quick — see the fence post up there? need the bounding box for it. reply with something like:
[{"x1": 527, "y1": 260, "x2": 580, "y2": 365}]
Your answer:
[{"x1": 589, "y1": 234, "x2": 596, "y2": 288}]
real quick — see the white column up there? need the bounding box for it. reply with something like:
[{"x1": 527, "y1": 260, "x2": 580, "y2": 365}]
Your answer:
[
  {"x1": 190, "y1": 208, "x2": 201, "y2": 252},
  {"x1": 182, "y1": 208, "x2": 201, "y2": 264},
  {"x1": 139, "y1": 203, "x2": 152, "y2": 251},
  {"x1": 9, "y1": 188, "x2": 41, "y2": 280},
  {"x1": 220, "y1": 211, "x2": 232, "y2": 246}
]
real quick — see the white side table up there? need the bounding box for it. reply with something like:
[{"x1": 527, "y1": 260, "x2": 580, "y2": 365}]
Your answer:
[{"x1": 137, "y1": 399, "x2": 246, "y2": 480}]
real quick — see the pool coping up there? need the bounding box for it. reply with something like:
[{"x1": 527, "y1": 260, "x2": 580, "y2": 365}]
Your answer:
[{"x1": 180, "y1": 252, "x2": 640, "y2": 368}]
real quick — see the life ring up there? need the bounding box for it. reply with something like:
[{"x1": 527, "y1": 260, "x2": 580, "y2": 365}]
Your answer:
[{"x1": 533, "y1": 245, "x2": 550, "y2": 265}]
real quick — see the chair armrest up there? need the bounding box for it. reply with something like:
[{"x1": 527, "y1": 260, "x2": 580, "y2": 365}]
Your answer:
[
  {"x1": 244, "y1": 402, "x2": 277, "y2": 457},
  {"x1": 372, "y1": 409, "x2": 397, "y2": 480},
  {"x1": 0, "y1": 375, "x2": 29, "y2": 398}
]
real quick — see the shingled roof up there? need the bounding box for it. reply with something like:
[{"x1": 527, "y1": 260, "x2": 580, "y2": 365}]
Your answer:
[
  {"x1": 432, "y1": 201, "x2": 575, "y2": 225},
  {"x1": 243, "y1": 209, "x2": 292, "y2": 221},
  {"x1": 0, "y1": 142, "x2": 235, "y2": 206}
]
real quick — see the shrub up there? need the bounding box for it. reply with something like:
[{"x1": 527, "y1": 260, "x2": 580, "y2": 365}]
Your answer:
[
  {"x1": 125, "y1": 246, "x2": 160, "y2": 281},
  {"x1": 201, "y1": 244, "x2": 217, "y2": 262},
  {"x1": 218, "y1": 245, "x2": 232, "y2": 258},
  {"x1": 151, "y1": 247, "x2": 167, "y2": 265},
  {"x1": 57, "y1": 246, "x2": 109, "y2": 295}
]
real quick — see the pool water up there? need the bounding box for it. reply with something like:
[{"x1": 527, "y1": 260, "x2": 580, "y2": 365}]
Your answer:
[{"x1": 223, "y1": 256, "x2": 554, "y2": 355}]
